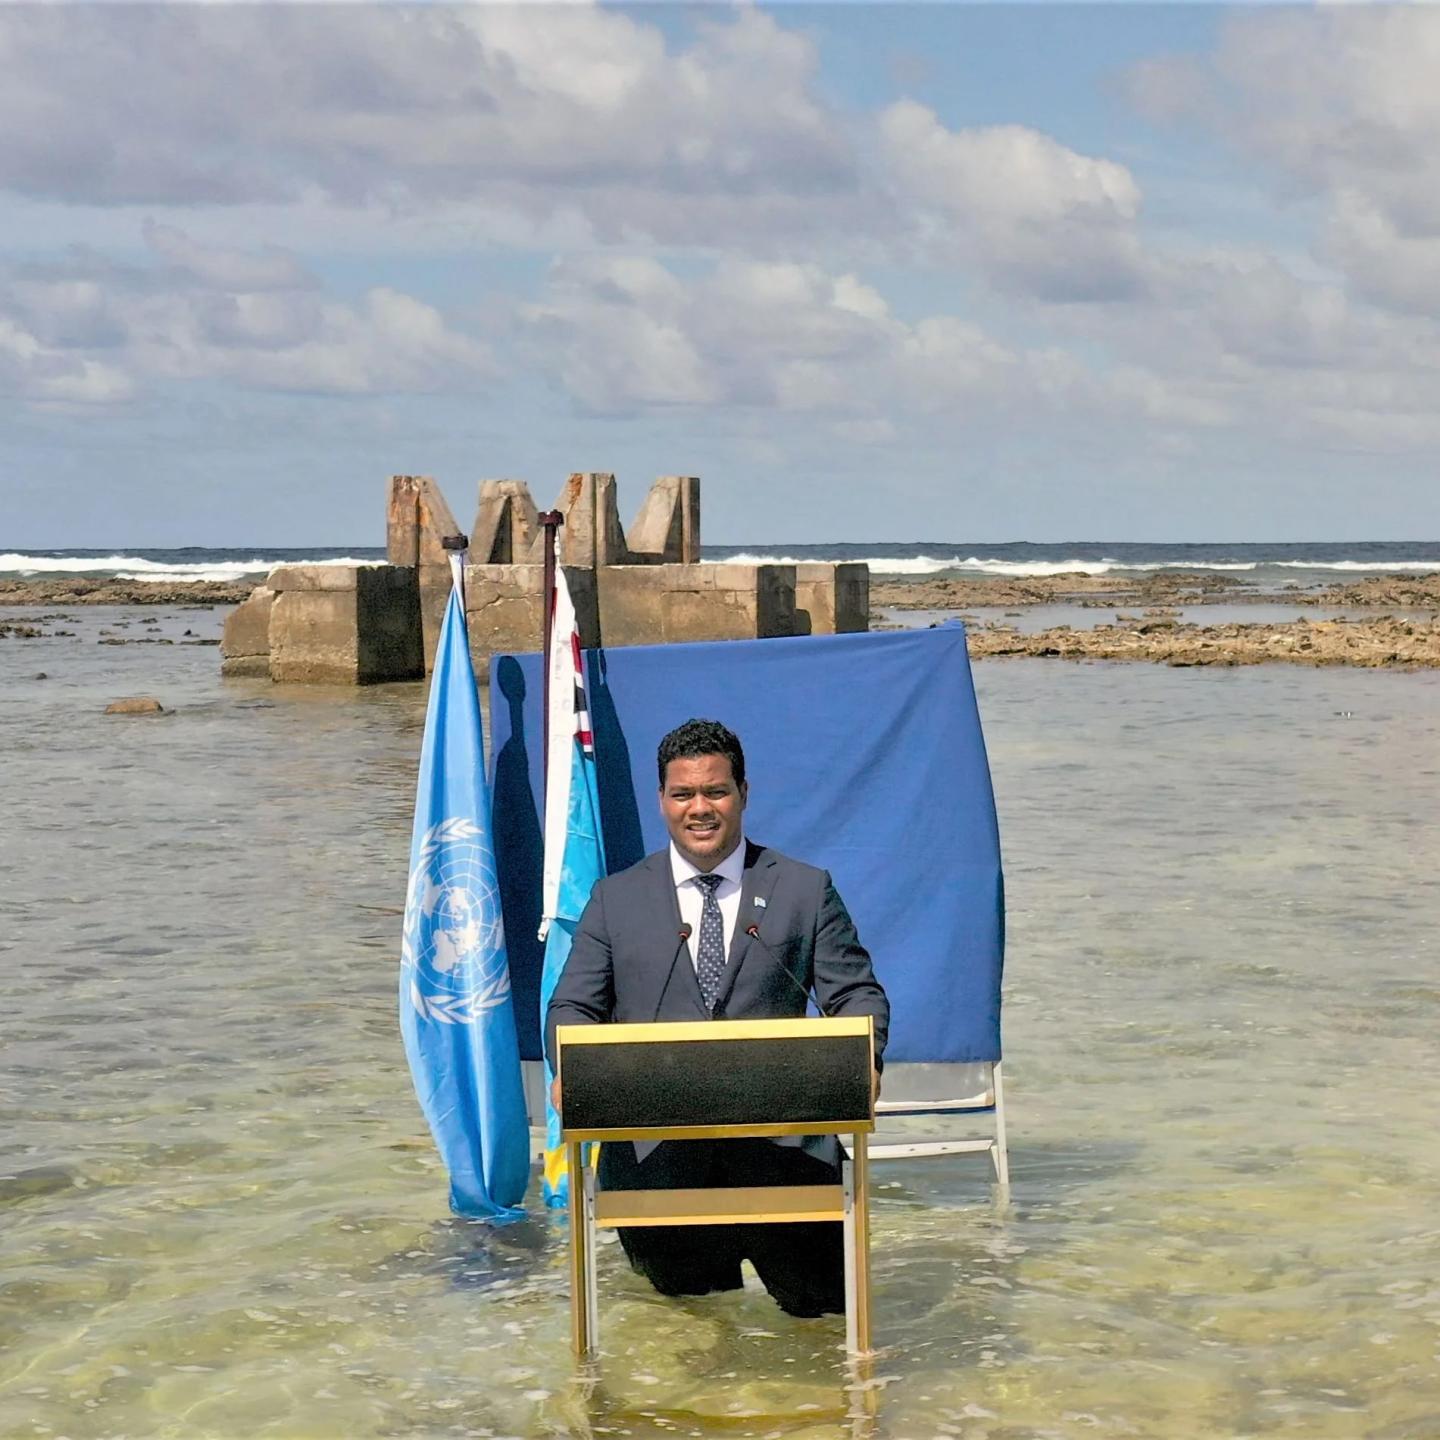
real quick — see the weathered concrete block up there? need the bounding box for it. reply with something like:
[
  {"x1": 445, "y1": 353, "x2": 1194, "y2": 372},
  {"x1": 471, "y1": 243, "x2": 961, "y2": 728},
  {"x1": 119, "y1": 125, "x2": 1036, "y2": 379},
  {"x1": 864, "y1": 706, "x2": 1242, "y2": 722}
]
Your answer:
[
  {"x1": 418, "y1": 567, "x2": 454, "y2": 676},
  {"x1": 268, "y1": 564, "x2": 423, "y2": 684},
  {"x1": 794, "y1": 563, "x2": 870, "y2": 635},
  {"x1": 755, "y1": 565, "x2": 798, "y2": 638},
  {"x1": 626, "y1": 475, "x2": 700, "y2": 564},
  {"x1": 357, "y1": 567, "x2": 426, "y2": 683},
  {"x1": 387, "y1": 475, "x2": 464, "y2": 670},
  {"x1": 597, "y1": 564, "x2": 796, "y2": 646},
  {"x1": 386, "y1": 475, "x2": 421, "y2": 567},
  {"x1": 557, "y1": 472, "x2": 630, "y2": 568},
  {"x1": 220, "y1": 585, "x2": 274, "y2": 677},
  {"x1": 464, "y1": 564, "x2": 539, "y2": 668},
  {"x1": 386, "y1": 475, "x2": 462, "y2": 568},
  {"x1": 268, "y1": 566, "x2": 361, "y2": 593},
  {"x1": 463, "y1": 564, "x2": 600, "y2": 671},
  {"x1": 832, "y1": 562, "x2": 869, "y2": 633},
  {"x1": 473, "y1": 480, "x2": 543, "y2": 564}
]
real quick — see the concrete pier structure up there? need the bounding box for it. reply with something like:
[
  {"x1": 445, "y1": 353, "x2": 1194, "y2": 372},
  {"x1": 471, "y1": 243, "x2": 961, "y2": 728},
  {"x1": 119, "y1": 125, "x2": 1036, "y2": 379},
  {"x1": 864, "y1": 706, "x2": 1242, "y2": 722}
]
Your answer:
[
  {"x1": 219, "y1": 586, "x2": 275, "y2": 678},
  {"x1": 597, "y1": 563, "x2": 797, "y2": 646},
  {"x1": 795, "y1": 562, "x2": 869, "y2": 635},
  {"x1": 462, "y1": 563, "x2": 600, "y2": 672},
  {"x1": 263, "y1": 564, "x2": 422, "y2": 684},
  {"x1": 221, "y1": 471, "x2": 866, "y2": 683}
]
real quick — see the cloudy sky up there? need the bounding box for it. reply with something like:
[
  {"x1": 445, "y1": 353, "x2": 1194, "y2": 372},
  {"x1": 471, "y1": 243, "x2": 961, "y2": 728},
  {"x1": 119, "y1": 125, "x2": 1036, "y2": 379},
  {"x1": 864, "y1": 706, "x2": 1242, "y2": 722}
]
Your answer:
[{"x1": 3, "y1": 2, "x2": 1439, "y2": 547}]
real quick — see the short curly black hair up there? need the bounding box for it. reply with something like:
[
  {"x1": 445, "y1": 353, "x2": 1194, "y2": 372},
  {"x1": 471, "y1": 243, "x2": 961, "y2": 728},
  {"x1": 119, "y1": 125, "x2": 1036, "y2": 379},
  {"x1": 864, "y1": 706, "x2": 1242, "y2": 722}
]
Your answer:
[{"x1": 657, "y1": 718, "x2": 746, "y2": 790}]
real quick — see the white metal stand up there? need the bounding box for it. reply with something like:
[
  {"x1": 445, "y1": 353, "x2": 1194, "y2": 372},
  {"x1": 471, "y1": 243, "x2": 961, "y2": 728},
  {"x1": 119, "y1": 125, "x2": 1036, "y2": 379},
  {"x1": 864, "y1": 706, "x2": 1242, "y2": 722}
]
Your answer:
[{"x1": 869, "y1": 1060, "x2": 1010, "y2": 1187}]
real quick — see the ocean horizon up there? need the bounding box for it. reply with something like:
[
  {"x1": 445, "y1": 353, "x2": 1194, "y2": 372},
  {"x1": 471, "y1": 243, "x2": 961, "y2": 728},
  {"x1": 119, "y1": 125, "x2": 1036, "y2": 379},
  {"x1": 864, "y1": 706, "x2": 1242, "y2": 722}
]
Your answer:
[{"x1": 4, "y1": 539, "x2": 1439, "y2": 589}]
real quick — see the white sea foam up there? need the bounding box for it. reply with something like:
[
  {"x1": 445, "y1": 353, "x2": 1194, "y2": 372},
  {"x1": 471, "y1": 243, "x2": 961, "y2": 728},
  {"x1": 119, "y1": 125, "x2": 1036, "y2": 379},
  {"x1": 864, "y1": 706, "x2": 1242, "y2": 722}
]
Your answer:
[
  {"x1": 710, "y1": 553, "x2": 1438, "y2": 578},
  {"x1": 1271, "y1": 559, "x2": 1440, "y2": 572},
  {"x1": 5, "y1": 550, "x2": 1434, "y2": 583},
  {"x1": 952, "y1": 558, "x2": 1265, "y2": 578},
  {"x1": 710, "y1": 553, "x2": 1264, "y2": 577},
  {"x1": 713, "y1": 552, "x2": 1085, "y2": 575},
  {"x1": 0, "y1": 553, "x2": 380, "y2": 582},
  {"x1": 711, "y1": 552, "x2": 965, "y2": 575}
]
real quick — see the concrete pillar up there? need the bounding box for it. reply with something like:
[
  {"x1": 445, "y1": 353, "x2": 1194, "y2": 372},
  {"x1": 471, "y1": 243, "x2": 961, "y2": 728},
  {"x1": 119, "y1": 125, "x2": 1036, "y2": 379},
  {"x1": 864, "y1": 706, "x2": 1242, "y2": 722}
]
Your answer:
[
  {"x1": 626, "y1": 475, "x2": 700, "y2": 564},
  {"x1": 384, "y1": 474, "x2": 464, "y2": 673},
  {"x1": 555, "y1": 472, "x2": 630, "y2": 569},
  {"x1": 386, "y1": 475, "x2": 421, "y2": 567},
  {"x1": 473, "y1": 480, "x2": 543, "y2": 565},
  {"x1": 267, "y1": 564, "x2": 423, "y2": 684}
]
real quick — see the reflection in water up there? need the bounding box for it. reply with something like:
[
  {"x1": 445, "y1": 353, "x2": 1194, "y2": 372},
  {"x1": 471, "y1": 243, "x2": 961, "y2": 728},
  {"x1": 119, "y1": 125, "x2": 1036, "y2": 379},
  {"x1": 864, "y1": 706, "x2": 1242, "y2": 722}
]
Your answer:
[
  {"x1": 2, "y1": 606, "x2": 1439, "y2": 1438},
  {"x1": 555, "y1": 1351, "x2": 880, "y2": 1440}
]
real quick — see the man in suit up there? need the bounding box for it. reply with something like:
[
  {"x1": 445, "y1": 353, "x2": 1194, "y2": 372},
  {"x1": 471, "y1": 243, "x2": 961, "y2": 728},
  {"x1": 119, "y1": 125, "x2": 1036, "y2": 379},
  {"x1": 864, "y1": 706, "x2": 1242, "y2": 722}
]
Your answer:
[{"x1": 546, "y1": 717, "x2": 889, "y2": 1317}]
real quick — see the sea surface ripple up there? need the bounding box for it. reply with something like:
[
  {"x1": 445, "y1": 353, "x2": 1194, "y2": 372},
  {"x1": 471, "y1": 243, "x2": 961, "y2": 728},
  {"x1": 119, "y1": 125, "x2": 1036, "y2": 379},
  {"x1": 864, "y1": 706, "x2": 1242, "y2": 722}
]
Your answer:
[{"x1": 2, "y1": 604, "x2": 1438, "y2": 1439}]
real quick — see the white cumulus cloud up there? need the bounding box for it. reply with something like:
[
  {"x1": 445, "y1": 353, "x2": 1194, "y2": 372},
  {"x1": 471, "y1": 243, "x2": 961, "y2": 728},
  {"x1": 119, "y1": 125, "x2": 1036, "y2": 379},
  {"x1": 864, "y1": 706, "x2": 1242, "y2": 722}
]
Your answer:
[
  {"x1": 0, "y1": 229, "x2": 493, "y2": 405},
  {"x1": 1131, "y1": 8, "x2": 1440, "y2": 317},
  {"x1": 878, "y1": 100, "x2": 1147, "y2": 301}
]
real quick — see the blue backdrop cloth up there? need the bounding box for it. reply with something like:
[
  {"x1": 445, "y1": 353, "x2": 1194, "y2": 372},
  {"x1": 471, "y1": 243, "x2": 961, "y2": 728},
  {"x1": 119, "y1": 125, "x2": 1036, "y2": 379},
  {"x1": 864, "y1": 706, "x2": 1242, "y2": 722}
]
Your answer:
[{"x1": 488, "y1": 623, "x2": 1004, "y2": 1066}]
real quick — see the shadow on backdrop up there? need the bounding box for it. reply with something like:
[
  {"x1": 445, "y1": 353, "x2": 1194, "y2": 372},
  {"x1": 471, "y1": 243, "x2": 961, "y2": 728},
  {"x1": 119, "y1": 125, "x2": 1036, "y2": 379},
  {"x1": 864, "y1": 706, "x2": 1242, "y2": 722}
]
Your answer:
[
  {"x1": 588, "y1": 650, "x2": 646, "y2": 874},
  {"x1": 490, "y1": 656, "x2": 545, "y2": 1060}
]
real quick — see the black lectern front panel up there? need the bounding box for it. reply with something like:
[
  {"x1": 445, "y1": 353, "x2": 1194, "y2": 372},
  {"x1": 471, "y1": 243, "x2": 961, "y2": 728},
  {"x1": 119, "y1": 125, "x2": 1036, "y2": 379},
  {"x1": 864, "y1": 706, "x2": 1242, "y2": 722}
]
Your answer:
[{"x1": 557, "y1": 1018, "x2": 874, "y2": 1138}]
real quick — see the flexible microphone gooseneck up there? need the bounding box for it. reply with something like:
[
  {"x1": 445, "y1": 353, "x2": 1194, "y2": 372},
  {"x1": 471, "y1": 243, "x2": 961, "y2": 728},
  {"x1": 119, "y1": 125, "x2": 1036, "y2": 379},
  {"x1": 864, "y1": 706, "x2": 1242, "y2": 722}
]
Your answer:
[
  {"x1": 651, "y1": 923, "x2": 694, "y2": 1022},
  {"x1": 743, "y1": 923, "x2": 831, "y2": 1016}
]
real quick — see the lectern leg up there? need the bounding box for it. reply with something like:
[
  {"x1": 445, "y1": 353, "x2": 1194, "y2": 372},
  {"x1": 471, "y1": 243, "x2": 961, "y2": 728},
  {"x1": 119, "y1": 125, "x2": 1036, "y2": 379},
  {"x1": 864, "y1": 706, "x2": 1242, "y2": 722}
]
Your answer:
[
  {"x1": 567, "y1": 1141, "x2": 593, "y2": 1358},
  {"x1": 582, "y1": 1158, "x2": 600, "y2": 1351},
  {"x1": 842, "y1": 1134, "x2": 873, "y2": 1356},
  {"x1": 842, "y1": 1157, "x2": 857, "y2": 1355},
  {"x1": 852, "y1": 1133, "x2": 872, "y2": 1354}
]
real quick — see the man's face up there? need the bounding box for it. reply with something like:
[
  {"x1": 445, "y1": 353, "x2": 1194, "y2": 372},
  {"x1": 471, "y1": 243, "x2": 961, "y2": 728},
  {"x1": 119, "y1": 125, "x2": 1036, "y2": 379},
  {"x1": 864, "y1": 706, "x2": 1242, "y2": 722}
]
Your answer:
[{"x1": 660, "y1": 752, "x2": 748, "y2": 871}]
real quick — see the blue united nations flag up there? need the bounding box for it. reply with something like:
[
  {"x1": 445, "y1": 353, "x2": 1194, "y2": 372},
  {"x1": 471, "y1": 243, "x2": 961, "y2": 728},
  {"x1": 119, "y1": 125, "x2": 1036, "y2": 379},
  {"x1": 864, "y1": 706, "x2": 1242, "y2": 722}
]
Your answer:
[{"x1": 400, "y1": 563, "x2": 529, "y2": 1219}]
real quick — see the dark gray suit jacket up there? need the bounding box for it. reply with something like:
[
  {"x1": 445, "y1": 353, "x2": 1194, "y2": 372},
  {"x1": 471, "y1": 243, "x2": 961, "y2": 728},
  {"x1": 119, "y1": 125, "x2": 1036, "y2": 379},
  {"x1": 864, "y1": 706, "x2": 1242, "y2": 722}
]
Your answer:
[{"x1": 545, "y1": 839, "x2": 889, "y2": 1077}]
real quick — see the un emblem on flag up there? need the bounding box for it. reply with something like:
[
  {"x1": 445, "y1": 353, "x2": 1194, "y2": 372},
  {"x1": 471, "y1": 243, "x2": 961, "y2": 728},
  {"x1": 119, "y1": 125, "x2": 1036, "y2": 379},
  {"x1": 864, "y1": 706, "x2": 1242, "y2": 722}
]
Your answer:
[{"x1": 402, "y1": 817, "x2": 511, "y2": 1024}]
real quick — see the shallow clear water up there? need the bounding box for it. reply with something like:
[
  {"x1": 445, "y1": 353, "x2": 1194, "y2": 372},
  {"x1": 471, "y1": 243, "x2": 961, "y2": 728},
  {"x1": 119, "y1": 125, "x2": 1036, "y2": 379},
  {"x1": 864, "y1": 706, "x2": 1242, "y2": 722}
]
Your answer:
[
  {"x1": 884, "y1": 602, "x2": 1440, "y2": 635},
  {"x1": 3, "y1": 607, "x2": 1438, "y2": 1439}
]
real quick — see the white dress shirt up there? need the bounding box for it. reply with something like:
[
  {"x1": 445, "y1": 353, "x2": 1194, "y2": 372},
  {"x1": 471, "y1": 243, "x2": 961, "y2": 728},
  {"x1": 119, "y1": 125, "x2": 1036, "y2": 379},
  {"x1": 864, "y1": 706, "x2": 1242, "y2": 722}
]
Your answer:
[{"x1": 670, "y1": 835, "x2": 747, "y2": 973}]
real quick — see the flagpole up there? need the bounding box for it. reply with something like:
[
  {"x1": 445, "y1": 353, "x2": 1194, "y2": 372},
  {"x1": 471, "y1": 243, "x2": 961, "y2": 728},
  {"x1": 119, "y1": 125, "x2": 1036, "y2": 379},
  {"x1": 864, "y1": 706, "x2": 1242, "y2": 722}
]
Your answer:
[
  {"x1": 440, "y1": 532, "x2": 469, "y2": 603},
  {"x1": 538, "y1": 510, "x2": 564, "y2": 792}
]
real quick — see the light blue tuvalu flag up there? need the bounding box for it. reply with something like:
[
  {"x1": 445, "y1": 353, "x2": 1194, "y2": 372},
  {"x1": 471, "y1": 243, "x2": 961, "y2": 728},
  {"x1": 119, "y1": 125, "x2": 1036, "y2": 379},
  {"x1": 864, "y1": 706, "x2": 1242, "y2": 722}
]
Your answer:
[
  {"x1": 537, "y1": 554, "x2": 606, "y2": 1206},
  {"x1": 400, "y1": 561, "x2": 529, "y2": 1219}
]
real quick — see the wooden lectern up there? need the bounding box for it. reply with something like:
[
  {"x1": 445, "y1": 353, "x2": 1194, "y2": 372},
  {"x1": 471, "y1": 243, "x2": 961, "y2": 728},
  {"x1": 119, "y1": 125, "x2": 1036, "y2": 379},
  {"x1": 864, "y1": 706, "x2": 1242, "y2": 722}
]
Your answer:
[{"x1": 556, "y1": 1015, "x2": 876, "y2": 1358}]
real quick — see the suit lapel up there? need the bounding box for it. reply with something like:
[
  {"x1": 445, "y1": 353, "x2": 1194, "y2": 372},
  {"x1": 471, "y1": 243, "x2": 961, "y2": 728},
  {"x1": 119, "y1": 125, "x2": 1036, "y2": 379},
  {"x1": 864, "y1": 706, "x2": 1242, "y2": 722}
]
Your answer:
[{"x1": 715, "y1": 841, "x2": 781, "y2": 1013}]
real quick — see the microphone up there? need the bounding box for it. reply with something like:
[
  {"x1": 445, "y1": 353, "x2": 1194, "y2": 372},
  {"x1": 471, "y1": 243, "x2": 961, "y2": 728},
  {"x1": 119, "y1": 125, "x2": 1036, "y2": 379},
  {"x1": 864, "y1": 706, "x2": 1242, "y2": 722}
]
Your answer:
[
  {"x1": 744, "y1": 923, "x2": 830, "y2": 1016},
  {"x1": 651, "y1": 924, "x2": 694, "y2": 1022}
]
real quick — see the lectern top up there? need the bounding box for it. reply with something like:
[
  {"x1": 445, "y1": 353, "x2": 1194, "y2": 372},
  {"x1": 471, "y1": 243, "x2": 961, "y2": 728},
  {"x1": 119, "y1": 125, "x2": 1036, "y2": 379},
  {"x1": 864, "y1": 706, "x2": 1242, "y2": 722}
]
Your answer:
[
  {"x1": 556, "y1": 1015, "x2": 873, "y2": 1046},
  {"x1": 556, "y1": 1015, "x2": 875, "y2": 1142}
]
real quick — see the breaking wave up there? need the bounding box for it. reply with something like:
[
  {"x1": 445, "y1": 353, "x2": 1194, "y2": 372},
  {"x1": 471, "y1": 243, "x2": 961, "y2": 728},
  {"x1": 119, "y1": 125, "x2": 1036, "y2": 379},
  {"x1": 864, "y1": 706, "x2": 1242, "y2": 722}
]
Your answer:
[
  {"x1": 709, "y1": 553, "x2": 1438, "y2": 578},
  {"x1": 709, "y1": 553, "x2": 1258, "y2": 577},
  {"x1": 0, "y1": 553, "x2": 380, "y2": 583},
  {"x1": 1271, "y1": 559, "x2": 1439, "y2": 572}
]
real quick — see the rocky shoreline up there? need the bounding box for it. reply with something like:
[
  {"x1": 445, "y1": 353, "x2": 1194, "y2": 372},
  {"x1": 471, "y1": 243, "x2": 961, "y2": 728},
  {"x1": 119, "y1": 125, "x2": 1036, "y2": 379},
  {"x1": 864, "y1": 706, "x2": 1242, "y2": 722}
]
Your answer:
[
  {"x1": 869, "y1": 570, "x2": 1440, "y2": 611},
  {"x1": 0, "y1": 577, "x2": 258, "y2": 607},
  {"x1": 3, "y1": 571, "x2": 1438, "y2": 668},
  {"x1": 871, "y1": 570, "x2": 1440, "y2": 668},
  {"x1": 962, "y1": 613, "x2": 1439, "y2": 668}
]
